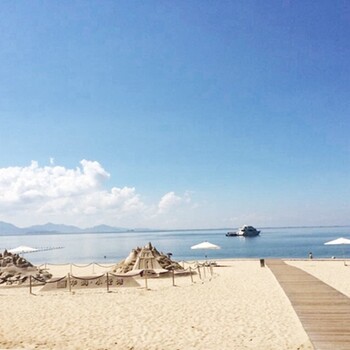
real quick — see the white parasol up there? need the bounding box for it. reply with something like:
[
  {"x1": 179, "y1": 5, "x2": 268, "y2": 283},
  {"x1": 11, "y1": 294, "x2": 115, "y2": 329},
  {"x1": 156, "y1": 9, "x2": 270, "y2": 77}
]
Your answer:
[
  {"x1": 324, "y1": 237, "x2": 350, "y2": 261},
  {"x1": 191, "y1": 241, "x2": 221, "y2": 260},
  {"x1": 324, "y1": 237, "x2": 350, "y2": 246}
]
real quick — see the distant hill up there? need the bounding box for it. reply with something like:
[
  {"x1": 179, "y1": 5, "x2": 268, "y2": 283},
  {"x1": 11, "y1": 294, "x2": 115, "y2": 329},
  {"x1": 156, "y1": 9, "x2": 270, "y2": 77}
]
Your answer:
[
  {"x1": 26, "y1": 222, "x2": 83, "y2": 234},
  {"x1": 0, "y1": 221, "x2": 129, "y2": 235},
  {"x1": 0, "y1": 221, "x2": 24, "y2": 234},
  {"x1": 84, "y1": 224, "x2": 126, "y2": 233}
]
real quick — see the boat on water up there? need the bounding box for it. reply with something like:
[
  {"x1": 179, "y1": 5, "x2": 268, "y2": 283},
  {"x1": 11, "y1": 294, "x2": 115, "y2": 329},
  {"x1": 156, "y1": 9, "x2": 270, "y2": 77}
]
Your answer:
[{"x1": 226, "y1": 225, "x2": 260, "y2": 237}]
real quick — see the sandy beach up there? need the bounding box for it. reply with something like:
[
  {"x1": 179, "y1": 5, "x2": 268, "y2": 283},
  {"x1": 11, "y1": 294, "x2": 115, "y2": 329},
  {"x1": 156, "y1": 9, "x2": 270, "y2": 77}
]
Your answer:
[{"x1": 0, "y1": 259, "x2": 329, "y2": 350}]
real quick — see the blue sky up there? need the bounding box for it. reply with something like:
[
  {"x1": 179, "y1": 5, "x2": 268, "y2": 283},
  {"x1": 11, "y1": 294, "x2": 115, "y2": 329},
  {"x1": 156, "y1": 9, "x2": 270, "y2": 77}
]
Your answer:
[{"x1": 0, "y1": 1, "x2": 349, "y2": 229}]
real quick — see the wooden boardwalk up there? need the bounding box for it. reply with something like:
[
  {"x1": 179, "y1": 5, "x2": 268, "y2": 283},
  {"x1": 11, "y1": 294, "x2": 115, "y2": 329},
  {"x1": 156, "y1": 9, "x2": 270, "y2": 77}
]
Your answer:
[{"x1": 267, "y1": 260, "x2": 350, "y2": 350}]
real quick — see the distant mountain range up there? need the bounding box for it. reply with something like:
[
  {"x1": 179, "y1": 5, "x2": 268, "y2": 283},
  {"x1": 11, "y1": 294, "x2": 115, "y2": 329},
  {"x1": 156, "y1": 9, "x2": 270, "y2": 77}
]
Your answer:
[
  {"x1": 0, "y1": 221, "x2": 347, "y2": 235},
  {"x1": 0, "y1": 221, "x2": 135, "y2": 235}
]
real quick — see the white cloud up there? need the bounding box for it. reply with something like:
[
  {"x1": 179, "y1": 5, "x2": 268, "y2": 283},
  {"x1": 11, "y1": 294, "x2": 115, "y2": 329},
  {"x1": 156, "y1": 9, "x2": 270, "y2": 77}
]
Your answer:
[
  {"x1": 158, "y1": 191, "x2": 183, "y2": 214},
  {"x1": 0, "y1": 160, "x2": 109, "y2": 204},
  {"x1": 0, "y1": 160, "x2": 193, "y2": 228}
]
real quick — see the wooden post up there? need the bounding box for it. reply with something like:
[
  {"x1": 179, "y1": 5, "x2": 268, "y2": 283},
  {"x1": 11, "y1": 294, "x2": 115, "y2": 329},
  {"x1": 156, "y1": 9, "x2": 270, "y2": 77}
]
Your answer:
[
  {"x1": 197, "y1": 266, "x2": 202, "y2": 280},
  {"x1": 203, "y1": 264, "x2": 207, "y2": 279},
  {"x1": 210, "y1": 264, "x2": 213, "y2": 276},
  {"x1": 106, "y1": 273, "x2": 109, "y2": 293},
  {"x1": 189, "y1": 267, "x2": 193, "y2": 283},
  {"x1": 172, "y1": 269, "x2": 175, "y2": 286},
  {"x1": 144, "y1": 271, "x2": 148, "y2": 290},
  {"x1": 68, "y1": 273, "x2": 71, "y2": 293},
  {"x1": 29, "y1": 275, "x2": 32, "y2": 294}
]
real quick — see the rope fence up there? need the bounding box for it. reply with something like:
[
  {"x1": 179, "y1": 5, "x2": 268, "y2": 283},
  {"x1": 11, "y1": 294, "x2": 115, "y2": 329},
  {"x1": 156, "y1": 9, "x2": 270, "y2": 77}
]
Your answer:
[
  {"x1": 28, "y1": 262, "x2": 215, "y2": 295},
  {"x1": 38, "y1": 262, "x2": 118, "y2": 276},
  {"x1": 39, "y1": 262, "x2": 116, "y2": 268}
]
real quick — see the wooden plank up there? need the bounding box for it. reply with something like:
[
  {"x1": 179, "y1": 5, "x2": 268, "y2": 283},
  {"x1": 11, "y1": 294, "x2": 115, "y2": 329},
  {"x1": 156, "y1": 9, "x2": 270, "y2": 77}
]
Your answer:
[{"x1": 267, "y1": 259, "x2": 350, "y2": 350}]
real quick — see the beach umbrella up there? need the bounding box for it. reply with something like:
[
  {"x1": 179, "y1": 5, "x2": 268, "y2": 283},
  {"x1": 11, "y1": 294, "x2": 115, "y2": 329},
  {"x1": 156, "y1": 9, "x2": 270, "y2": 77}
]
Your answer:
[
  {"x1": 8, "y1": 245, "x2": 39, "y2": 254},
  {"x1": 324, "y1": 237, "x2": 350, "y2": 246},
  {"x1": 191, "y1": 241, "x2": 221, "y2": 260},
  {"x1": 324, "y1": 237, "x2": 350, "y2": 260}
]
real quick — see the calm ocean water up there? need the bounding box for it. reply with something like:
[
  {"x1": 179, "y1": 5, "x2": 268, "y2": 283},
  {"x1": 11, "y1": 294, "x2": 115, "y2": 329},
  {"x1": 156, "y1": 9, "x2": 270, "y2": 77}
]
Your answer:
[{"x1": 1, "y1": 226, "x2": 350, "y2": 264}]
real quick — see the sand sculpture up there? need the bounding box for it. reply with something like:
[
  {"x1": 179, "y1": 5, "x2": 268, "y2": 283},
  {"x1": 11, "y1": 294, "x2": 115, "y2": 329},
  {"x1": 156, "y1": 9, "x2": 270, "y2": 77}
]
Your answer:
[
  {"x1": 112, "y1": 242, "x2": 183, "y2": 274},
  {"x1": 0, "y1": 250, "x2": 52, "y2": 285}
]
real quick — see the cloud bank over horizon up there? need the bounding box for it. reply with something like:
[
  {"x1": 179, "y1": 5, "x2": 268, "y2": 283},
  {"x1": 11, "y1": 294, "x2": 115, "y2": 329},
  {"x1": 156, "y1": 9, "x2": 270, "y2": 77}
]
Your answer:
[{"x1": 0, "y1": 160, "x2": 192, "y2": 228}]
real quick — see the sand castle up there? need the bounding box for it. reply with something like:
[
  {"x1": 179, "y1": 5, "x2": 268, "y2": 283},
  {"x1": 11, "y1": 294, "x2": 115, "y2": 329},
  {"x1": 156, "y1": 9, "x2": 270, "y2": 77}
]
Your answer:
[
  {"x1": 0, "y1": 250, "x2": 52, "y2": 285},
  {"x1": 111, "y1": 242, "x2": 183, "y2": 274}
]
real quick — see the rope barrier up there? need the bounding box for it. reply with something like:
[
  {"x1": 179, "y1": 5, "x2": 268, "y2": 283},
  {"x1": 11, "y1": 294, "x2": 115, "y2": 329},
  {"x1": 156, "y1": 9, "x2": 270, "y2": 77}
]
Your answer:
[
  {"x1": 109, "y1": 272, "x2": 141, "y2": 278},
  {"x1": 30, "y1": 269, "x2": 200, "y2": 284},
  {"x1": 37, "y1": 276, "x2": 67, "y2": 284},
  {"x1": 28, "y1": 261, "x2": 215, "y2": 295},
  {"x1": 39, "y1": 262, "x2": 116, "y2": 269},
  {"x1": 30, "y1": 276, "x2": 47, "y2": 283},
  {"x1": 43, "y1": 261, "x2": 205, "y2": 270},
  {"x1": 177, "y1": 267, "x2": 191, "y2": 272},
  {"x1": 71, "y1": 263, "x2": 94, "y2": 268},
  {"x1": 94, "y1": 263, "x2": 115, "y2": 268},
  {"x1": 180, "y1": 260, "x2": 198, "y2": 265}
]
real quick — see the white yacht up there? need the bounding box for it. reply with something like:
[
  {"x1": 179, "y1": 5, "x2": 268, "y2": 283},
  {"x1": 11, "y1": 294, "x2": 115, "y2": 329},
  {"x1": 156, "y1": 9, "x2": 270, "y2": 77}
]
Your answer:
[{"x1": 226, "y1": 225, "x2": 260, "y2": 237}]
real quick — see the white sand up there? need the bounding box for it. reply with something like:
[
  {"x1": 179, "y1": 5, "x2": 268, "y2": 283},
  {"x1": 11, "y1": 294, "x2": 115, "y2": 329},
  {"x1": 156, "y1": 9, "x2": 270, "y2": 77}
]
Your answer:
[{"x1": 0, "y1": 260, "x2": 313, "y2": 350}]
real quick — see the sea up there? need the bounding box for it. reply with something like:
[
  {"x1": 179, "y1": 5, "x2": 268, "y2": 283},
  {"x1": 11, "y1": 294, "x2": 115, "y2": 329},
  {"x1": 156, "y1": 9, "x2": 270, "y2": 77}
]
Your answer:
[{"x1": 1, "y1": 226, "x2": 350, "y2": 264}]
